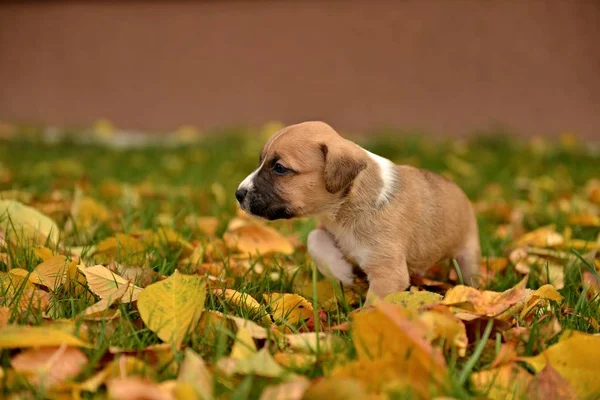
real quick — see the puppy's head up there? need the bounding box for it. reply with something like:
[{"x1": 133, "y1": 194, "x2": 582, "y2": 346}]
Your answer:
[{"x1": 235, "y1": 121, "x2": 367, "y2": 220}]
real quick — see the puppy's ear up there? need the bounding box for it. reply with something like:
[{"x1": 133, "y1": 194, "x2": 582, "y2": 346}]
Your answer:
[{"x1": 321, "y1": 143, "x2": 367, "y2": 194}]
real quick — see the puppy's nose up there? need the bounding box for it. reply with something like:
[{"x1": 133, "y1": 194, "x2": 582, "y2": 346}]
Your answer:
[{"x1": 235, "y1": 188, "x2": 248, "y2": 203}]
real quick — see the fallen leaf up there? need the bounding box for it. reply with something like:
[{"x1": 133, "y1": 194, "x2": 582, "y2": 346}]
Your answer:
[
  {"x1": 515, "y1": 225, "x2": 564, "y2": 248},
  {"x1": 283, "y1": 332, "x2": 344, "y2": 354},
  {"x1": 223, "y1": 222, "x2": 294, "y2": 256},
  {"x1": 94, "y1": 233, "x2": 146, "y2": 266},
  {"x1": 138, "y1": 270, "x2": 207, "y2": 347},
  {"x1": 81, "y1": 275, "x2": 132, "y2": 317},
  {"x1": 178, "y1": 348, "x2": 213, "y2": 400},
  {"x1": 0, "y1": 200, "x2": 60, "y2": 246},
  {"x1": 107, "y1": 377, "x2": 175, "y2": 400},
  {"x1": 0, "y1": 306, "x2": 9, "y2": 328},
  {"x1": 217, "y1": 348, "x2": 291, "y2": 379},
  {"x1": 568, "y1": 213, "x2": 600, "y2": 227},
  {"x1": 264, "y1": 293, "x2": 314, "y2": 325},
  {"x1": 519, "y1": 330, "x2": 600, "y2": 398},
  {"x1": 214, "y1": 288, "x2": 272, "y2": 324},
  {"x1": 80, "y1": 264, "x2": 142, "y2": 303},
  {"x1": 383, "y1": 290, "x2": 442, "y2": 310},
  {"x1": 11, "y1": 345, "x2": 87, "y2": 388},
  {"x1": 259, "y1": 376, "x2": 310, "y2": 400},
  {"x1": 0, "y1": 325, "x2": 91, "y2": 348},
  {"x1": 302, "y1": 377, "x2": 372, "y2": 400},
  {"x1": 230, "y1": 326, "x2": 257, "y2": 360},
  {"x1": 333, "y1": 302, "x2": 447, "y2": 396},
  {"x1": 441, "y1": 276, "x2": 530, "y2": 318},
  {"x1": 32, "y1": 255, "x2": 76, "y2": 291},
  {"x1": 418, "y1": 306, "x2": 468, "y2": 357},
  {"x1": 526, "y1": 364, "x2": 577, "y2": 400},
  {"x1": 471, "y1": 363, "x2": 533, "y2": 400}
]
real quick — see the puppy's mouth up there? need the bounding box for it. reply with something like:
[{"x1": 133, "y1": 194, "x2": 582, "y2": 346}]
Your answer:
[{"x1": 240, "y1": 192, "x2": 295, "y2": 221}]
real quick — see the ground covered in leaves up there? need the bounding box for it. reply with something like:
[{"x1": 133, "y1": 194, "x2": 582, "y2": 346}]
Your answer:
[{"x1": 1, "y1": 123, "x2": 599, "y2": 400}]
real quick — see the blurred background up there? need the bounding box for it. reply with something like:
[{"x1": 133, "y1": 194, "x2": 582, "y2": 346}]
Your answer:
[{"x1": 1, "y1": 0, "x2": 599, "y2": 140}]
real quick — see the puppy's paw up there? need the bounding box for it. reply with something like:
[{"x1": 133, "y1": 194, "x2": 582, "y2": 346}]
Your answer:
[{"x1": 307, "y1": 228, "x2": 355, "y2": 286}]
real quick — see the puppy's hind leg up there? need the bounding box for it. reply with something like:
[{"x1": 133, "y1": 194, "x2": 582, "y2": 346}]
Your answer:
[{"x1": 307, "y1": 228, "x2": 355, "y2": 286}]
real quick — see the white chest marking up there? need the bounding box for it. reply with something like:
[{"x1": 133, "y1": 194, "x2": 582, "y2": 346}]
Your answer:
[{"x1": 365, "y1": 150, "x2": 397, "y2": 206}]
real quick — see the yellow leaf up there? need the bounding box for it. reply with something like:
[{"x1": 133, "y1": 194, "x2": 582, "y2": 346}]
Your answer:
[
  {"x1": 337, "y1": 302, "x2": 447, "y2": 396},
  {"x1": 0, "y1": 306, "x2": 9, "y2": 328},
  {"x1": 79, "y1": 356, "x2": 155, "y2": 392},
  {"x1": 0, "y1": 325, "x2": 92, "y2": 349},
  {"x1": 80, "y1": 264, "x2": 142, "y2": 303},
  {"x1": 107, "y1": 377, "x2": 174, "y2": 400},
  {"x1": 190, "y1": 216, "x2": 219, "y2": 236},
  {"x1": 283, "y1": 332, "x2": 344, "y2": 354},
  {"x1": 32, "y1": 255, "x2": 76, "y2": 291},
  {"x1": 69, "y1": 188, "x2": 110, "y2": 230},
  {"x1": 223, "y1": 223, "x2": 294, "y2": 256},
  {"x1": 81, "y1": 275, "x2": 132, "y2": 317},
  {"x1": 419, "y1": 307, "x2": 468, "y2": 357},
  {"x1": 383, "y1": 291, "x2": 442, "y2": 310},
  {"x1": 259, "y1": 376, "x2": 310, "y2": 400},
  {"x1": 519, "y1": 330, "x2": 600, "y2": 398},
  {"x1": 94, "y1": 233, "x2": 146, "y2": 265},
  {"x1": 568, "y1": 213, "x2": 600, "y2": 227},
  {"x1": 0, "y1": 200, "x2": 60, "y2": 246},
  {"x1": 178, "y1": 349, "x2": 213, "y2": 400},
  {"x1": 519, "y1": 284, "x2": 564, "y2": 319},
  {"x1": 138, "y1": 270, "x2": 207, "y2": 347},
  {"x1": 214, "y1": 288, "x2": 272, "y2": 325},
  {"x1": 32, "y1": 246, "x2": 56, "y2": 261},
  {"x1": 441, "y1": 276, "x2": 531, "y2": 318},
  {"x1": 11, "y1": 345, "x2": 87, "y2": 388},
  {"x1": 471, "y1": 364, "x2": 533, "y2": 400},
  {"x1": 135, "y1": 228, "x2": 194, "y2": 258},
  {"x1": 217, "y1": 348, "x2": 291, "y2": 379},
  {"x1": 515, "y1": 225, "x2": 564, "y2": 248},
  {"x1": 230, "y1": 327, "x2": 257, "y2": 360},
  {"x1": 264, "y1": 293, "x2": 313, "y2": 325}
]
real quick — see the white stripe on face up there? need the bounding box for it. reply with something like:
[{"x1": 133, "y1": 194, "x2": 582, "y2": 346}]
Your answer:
[
  {"x1": 238, "y1": 161, "x2": 265, "y2": 191},
  {"x1": 237, "y1": 127, "x2": 291, "y2": 192}
]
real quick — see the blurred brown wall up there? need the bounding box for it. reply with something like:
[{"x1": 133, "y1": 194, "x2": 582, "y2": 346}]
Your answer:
[{"x1": 1, "y1": 0, "x2": 599, "y2": 138}]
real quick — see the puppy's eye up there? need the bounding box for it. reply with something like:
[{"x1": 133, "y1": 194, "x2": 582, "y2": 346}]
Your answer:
[{"x1": 272, "y1": 163, "x2": 290, "y2": 176}]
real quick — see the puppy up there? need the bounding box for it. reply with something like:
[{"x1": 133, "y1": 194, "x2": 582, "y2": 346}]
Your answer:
[{"x1": 235, "y1": 121, "x2": 480, "y2": 300}]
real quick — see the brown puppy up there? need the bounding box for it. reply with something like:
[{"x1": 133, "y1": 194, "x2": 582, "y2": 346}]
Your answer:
[{"x1": 235, "y1": 121, "x2": 480, "y2": 300}]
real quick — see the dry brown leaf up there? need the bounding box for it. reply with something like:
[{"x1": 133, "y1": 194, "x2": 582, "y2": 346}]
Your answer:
[
  {"x1": 526, "y1": 364, "x2": 577, "y2": 400},
  {"x1": 223, "y1": 222, "x2": 294, "y2": 256},
  {"x1": 32, "y1": 255, "x2": 76, "y2": 291},
  {"x1": 441, "y1": 276, "x2": 530, "y2": 318},
  {"x1": 214, "y1": 288, "x2": 272, "y2": 325},
  {"x1": 11, "y1": 345, "x2": 87, "y2": 388},
  {"x1": 80, "y1": 264, "x2": 142, "y2": 303},
  {"x1": 302, "y1": 377, "x2": 371, "y2": 400}
]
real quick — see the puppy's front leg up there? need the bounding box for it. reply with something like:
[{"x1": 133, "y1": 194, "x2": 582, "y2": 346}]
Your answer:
[
  {"x1": 364, "y1": 255, "x2": 410, "y2": 304},
  {"x1": 307, "y1": 228, "x2": 355, "y2": 286}
]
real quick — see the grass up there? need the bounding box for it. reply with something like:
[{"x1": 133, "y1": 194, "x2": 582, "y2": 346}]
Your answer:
[{"x1": 1, "y1": 126, "x2": 599, "y2": 399}]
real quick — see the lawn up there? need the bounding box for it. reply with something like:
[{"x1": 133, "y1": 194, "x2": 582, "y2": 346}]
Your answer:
[{"x1": 1, "y1": 123, "x2": 599, "y2": 399}]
